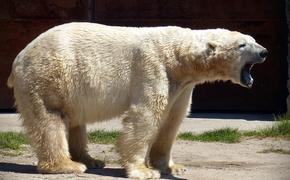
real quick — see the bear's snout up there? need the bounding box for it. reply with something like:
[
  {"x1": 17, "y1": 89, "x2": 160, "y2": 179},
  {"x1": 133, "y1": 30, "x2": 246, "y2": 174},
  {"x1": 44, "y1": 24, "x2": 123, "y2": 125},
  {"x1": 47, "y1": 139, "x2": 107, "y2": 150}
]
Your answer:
[{"x1": 259, "y1": 49, "x2": 268, "y2": 59}]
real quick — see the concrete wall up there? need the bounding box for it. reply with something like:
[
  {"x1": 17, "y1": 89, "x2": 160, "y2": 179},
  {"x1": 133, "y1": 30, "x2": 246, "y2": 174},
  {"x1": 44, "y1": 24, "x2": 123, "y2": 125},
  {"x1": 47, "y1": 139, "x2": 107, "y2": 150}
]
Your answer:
[{"x1": 287, "y1": 0, "x2": 290, "y2": 113}]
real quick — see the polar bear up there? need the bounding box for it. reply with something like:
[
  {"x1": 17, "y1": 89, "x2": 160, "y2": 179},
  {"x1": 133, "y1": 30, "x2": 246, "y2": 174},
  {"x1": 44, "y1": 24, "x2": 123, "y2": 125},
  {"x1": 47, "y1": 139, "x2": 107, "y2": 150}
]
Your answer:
[{"x1": 7, "y1": 23, "x2": 267, "y2": 179}]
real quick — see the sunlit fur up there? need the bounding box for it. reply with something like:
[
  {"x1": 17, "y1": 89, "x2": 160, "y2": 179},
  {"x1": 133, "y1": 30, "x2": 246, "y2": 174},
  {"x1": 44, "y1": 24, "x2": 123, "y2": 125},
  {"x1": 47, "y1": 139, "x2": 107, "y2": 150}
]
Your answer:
[{"x1": 7, "y1": 23, "x2": 265, "y2": 179}]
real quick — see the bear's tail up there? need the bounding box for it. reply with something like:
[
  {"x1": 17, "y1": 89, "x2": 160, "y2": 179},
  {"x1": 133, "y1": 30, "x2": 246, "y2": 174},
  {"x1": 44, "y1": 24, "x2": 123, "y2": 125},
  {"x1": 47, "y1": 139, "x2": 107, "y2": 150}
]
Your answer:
[{"x1": 7, "y1": 72, "x2": 14, "y2": 88}]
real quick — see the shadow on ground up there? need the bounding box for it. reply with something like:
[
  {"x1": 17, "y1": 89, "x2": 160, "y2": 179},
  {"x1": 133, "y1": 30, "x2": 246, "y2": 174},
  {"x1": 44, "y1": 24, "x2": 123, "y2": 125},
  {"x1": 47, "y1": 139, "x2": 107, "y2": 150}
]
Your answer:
[
  {"x1": 87, "y1": 168, "x2": 186, "y2": 179},
  {"x1": 0, "y1": 162, "x2": 37, "y2": 174},
  {"x1": 0, "y1": 162, "x2": 186, "y2": 179},
  {"x1": 86, "y1": 167, "x2": 125, "y2": 178}
]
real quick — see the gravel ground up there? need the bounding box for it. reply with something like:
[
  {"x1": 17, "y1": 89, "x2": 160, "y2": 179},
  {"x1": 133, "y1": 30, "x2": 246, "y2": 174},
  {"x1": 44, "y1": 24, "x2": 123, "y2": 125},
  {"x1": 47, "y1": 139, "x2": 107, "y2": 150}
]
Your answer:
[{"x1": 1, "y1": 138, "x2": 290, "y2": 180}]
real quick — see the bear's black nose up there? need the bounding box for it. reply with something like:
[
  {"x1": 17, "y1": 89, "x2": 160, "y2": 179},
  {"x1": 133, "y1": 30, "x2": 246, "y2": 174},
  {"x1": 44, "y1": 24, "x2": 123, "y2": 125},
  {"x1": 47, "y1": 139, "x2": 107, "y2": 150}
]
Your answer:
[{"x1": 259, "y1": 49, "x2": 268, "y2": 58}]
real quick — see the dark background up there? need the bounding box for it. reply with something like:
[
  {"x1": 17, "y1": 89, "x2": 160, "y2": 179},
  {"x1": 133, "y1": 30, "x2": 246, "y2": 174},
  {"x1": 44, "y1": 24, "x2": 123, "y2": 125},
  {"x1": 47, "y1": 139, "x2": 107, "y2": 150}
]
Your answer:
[{"x1": 0, "y1": 0, "x2": 288, "y2": 114}]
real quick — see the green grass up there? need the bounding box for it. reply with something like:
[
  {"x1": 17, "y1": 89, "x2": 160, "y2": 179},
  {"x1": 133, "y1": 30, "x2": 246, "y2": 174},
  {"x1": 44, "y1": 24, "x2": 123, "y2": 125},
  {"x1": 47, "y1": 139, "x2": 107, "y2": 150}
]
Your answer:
[
  {"x1": 243, "y1": 117, "x2": 290, "y2": 140},
  {"x1": 179, "y1": 118, "x2": 290, "y2": 143},
  {"x1": 178, "y1": 128, "x2": 241, "y2": 143},
  {"x1": 88, "y1": 130, "x2": 119, "y2": 144},
  {"x1": 0, "y1": 132, "x2": 28, "y2": 150}
]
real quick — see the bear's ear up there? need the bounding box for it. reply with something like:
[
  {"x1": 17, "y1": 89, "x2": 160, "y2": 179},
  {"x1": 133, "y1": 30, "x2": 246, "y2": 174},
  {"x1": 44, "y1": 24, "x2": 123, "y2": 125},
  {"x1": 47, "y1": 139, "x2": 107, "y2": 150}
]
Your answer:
[{"x1": 206, "y1": 41, "x2": 218, "y2": 55}]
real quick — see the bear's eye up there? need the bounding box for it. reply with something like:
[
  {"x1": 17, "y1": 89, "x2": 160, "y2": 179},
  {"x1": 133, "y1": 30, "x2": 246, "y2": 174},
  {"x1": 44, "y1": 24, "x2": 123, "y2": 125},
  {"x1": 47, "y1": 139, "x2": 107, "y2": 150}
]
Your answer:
[{"x1": 239, "y1": 43, "x2": 246, "y2": 48}]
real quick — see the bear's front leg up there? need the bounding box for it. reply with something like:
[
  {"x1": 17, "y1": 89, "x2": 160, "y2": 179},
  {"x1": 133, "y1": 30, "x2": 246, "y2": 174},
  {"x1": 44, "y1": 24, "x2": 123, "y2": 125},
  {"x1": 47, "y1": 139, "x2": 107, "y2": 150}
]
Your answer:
[
  {"x1": 149, "y1": 86, "x2": 193, "y2": 176},
  {"x1": 117, "y1": 96, "x2": 167, "y2": 179}
]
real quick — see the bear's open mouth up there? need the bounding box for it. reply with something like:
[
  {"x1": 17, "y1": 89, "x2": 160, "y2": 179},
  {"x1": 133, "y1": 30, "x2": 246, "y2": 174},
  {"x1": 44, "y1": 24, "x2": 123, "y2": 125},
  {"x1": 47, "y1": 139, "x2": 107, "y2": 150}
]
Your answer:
[{"x1": 240, "y1": 62, "x2": 254, "y2": 88}]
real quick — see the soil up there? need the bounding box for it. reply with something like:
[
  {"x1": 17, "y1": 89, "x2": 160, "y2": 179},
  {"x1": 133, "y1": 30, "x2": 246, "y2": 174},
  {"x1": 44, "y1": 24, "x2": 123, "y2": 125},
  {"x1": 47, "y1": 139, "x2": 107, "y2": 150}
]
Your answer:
[{"x1": 1, "y1": 138, "x2": 290, "y2": 180}]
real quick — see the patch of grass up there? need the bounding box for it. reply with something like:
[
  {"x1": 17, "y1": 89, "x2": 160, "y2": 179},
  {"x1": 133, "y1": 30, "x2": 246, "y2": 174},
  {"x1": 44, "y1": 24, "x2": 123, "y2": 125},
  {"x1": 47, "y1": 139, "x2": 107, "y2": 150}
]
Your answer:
[
  {"x1": 88, "y1": 130, "x2": 119, "y2": 144},
  {"x1": 242, "y1": 130, "x2": 262, "y2": 137},
  {"x1": 0, "y1": 132, "x2": 28, "y2": 150},
  {"x1": 258, "y1": 148, "x2": 290, "y2": 155},
  {"x1": 178, "y1": 128, "x2": 241, "y2": 143},
  {"x1": 179, "y1": 117, "x2": 290, "y2": 143},
  {"x1": 0, "y1": 149, "x2": 24, "y2": 156},
  {"x1": 243, "y1": 118, "x2": 290, "y2": 140}
]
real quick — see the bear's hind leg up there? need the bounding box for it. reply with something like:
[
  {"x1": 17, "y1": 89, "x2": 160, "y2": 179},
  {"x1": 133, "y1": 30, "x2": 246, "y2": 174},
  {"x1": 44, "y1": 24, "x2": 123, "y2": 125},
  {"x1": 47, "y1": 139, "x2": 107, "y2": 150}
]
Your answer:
[
  {"x1": 26, "y1": 112, "x2": 86, "y2": 174},
  {"x1": 69, "y1": 125, "x2": 105, "y2": 169},
  {"x1": 16, "y1": 93, "x2": 86, "y2": 174}
]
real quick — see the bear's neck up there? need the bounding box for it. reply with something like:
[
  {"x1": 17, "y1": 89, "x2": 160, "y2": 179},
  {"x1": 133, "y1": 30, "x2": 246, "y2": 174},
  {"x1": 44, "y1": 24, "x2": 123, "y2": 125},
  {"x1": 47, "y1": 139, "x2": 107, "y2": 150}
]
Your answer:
[{"x1": 148, "y1": 28, "x2": 227, "y2": 86}]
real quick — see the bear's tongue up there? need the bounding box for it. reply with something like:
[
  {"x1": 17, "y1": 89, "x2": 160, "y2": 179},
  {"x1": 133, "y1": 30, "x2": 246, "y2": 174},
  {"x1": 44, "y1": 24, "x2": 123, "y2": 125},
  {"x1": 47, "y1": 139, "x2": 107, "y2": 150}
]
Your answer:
[{"x1": 241, "y1": 63, "x2": 254, "y2": 88}]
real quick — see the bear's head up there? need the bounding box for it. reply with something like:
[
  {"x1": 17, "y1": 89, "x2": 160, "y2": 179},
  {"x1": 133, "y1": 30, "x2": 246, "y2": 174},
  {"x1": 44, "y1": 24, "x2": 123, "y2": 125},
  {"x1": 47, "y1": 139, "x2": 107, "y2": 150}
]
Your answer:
[
  {"x1": 189, "y1": 29, "x2": 267, "y2": 88},
  {"x1": 206, "y1": 29, "x2": 267, "y2": 88}
]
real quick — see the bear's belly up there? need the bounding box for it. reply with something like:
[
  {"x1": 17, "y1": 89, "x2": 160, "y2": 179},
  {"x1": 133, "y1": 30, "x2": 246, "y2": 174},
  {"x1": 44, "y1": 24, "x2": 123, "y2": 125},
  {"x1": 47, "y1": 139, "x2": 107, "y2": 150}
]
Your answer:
[{"x1": 70, "y1": 81, "x2": 131, "y2": 124}]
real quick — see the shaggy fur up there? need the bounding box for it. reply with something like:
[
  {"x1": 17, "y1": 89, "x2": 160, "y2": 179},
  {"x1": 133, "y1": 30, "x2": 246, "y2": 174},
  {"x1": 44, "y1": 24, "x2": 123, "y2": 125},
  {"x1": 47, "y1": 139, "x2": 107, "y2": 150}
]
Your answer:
[{"x1": 7, "y1": 23, "x2": 266, "y2": 179}]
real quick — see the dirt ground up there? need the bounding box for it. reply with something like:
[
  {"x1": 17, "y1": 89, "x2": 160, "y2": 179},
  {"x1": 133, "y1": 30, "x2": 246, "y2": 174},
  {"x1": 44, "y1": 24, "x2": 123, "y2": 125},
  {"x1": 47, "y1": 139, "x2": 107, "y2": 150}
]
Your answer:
[{"x1": 1, "y1": 138, "x2": 290, "y2": 180}]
